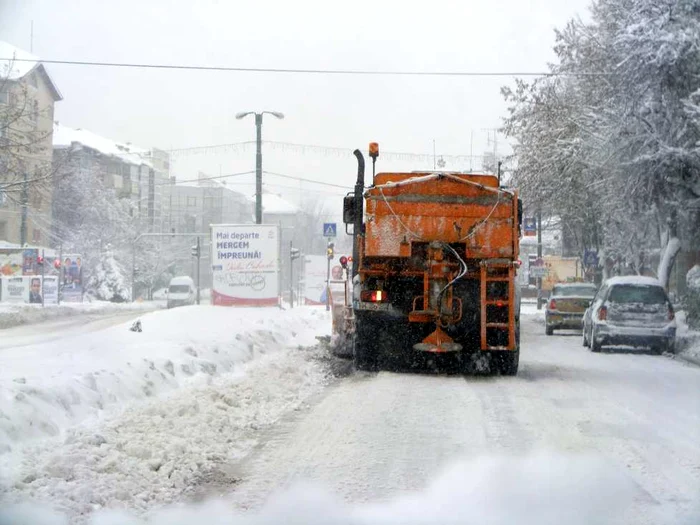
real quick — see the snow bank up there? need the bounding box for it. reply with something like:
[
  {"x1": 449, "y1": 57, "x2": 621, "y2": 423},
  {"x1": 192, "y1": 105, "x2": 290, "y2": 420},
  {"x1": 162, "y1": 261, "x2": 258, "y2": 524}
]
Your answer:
[
  {"x1": 1, "y1": 451, "x2": 675, "y2": 525},
  {"x1": 0, "y1": 301, "x2": 158, "y2": 330},
  {"x1": 0, "y1": 306, "x2": 332, "y2": 522},
  {"x1": 0, "y1": 306, "x2": 330, "y2": 451},
  {"x1": 520, "y1": 302, "x2": 545, "y2": 324},
  {"x1": 675, "y1": 310, "x2": 700, "y2": 365}
]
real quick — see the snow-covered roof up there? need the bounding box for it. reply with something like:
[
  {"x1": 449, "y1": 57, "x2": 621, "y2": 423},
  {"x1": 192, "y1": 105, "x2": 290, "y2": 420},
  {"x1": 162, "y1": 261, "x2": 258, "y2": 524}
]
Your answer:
[
  {"x1": 255, "y1": 193, "x2": 299, "y2": 215},
  {"x1": 0, "y1": 41, "x2": 62, "y2": 100},
  {"x1": 0, "y1": 41, "x2": 38, "y2": 80},
  {"x1": 53, "y1": 123, "x2": 152, "y2": 167},
  {"x1": 605, "y1": 276, "x2": 662, "y2": 287}
]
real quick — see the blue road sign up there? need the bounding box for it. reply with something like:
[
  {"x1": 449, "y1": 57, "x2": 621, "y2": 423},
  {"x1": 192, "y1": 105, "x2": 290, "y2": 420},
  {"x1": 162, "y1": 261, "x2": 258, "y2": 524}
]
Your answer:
[
  {"x1": 323, "y1": 223, "x2": 337, "y2": 237},
  {"x1": 523, "y1": 217, "x2": 537, "y2": 237},
  {"x1": 584, "y1": 250, "x2": 599, "y2": 267}
]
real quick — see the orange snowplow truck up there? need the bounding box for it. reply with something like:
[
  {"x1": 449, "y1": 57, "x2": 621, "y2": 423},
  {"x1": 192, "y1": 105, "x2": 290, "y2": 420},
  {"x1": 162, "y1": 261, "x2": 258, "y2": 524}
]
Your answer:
[{"x1": 340, "y1": 143, "x2": 523, "y2": 374}]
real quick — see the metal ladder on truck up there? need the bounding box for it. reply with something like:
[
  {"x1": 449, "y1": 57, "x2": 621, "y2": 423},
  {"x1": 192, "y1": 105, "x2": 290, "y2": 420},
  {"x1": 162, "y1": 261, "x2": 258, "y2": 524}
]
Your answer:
[{"x1": 479, "y1": 260, "x2": 516, "y2": 351}]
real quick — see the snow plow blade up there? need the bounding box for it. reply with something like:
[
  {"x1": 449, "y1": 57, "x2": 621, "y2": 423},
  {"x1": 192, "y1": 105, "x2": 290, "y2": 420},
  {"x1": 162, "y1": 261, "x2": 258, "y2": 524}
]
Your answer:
[{"x1": 413, "y1": 327, "x2": 462, "y2": 353}]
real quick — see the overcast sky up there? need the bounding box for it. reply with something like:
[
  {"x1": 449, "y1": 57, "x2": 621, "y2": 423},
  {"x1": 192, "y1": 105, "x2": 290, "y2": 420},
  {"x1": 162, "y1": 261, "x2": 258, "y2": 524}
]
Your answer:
[{"x1": 0, "y1": 0, "x2": 590, "y2": 211}]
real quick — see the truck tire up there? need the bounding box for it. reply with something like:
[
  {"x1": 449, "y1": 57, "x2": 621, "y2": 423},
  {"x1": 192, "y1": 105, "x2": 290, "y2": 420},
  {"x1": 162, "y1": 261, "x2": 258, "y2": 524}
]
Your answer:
[
  {"x1": 498, "y1": 320, "x2": 520, "y2": 376},
  {"x1": 353, "y1": 313, "x2": 379, "y2": 371}
]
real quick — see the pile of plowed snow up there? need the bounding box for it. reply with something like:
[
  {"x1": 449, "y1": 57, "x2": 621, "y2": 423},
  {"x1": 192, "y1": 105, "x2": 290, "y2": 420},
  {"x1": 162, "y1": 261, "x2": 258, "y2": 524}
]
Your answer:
[{"x1": 0, "y1": 306, "x2": 331, "y2": 520}]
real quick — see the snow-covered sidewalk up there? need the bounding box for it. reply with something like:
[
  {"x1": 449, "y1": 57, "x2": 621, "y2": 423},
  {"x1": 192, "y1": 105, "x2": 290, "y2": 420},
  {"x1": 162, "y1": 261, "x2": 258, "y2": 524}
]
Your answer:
[
  {"x1": 0, "y1": 305, "x2": 332, "y2": 521},
  {"x1": 0, "y1": 301, "x2": 160, "y2": 330}
]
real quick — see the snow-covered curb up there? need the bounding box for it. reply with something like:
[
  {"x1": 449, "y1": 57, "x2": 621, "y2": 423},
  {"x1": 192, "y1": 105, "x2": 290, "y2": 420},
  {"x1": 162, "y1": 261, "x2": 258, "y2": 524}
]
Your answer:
[
  {"x1": 0, "y1": 301, "x2": 160, "y2": 330},
  {"x1": 674, "y1": 311, "x2": 700, "y2": 366}
]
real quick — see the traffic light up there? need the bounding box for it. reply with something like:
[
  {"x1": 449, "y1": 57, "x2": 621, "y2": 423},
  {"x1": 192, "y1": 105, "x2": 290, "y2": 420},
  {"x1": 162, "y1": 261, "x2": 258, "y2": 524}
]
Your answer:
[
  {"x1": 290, "y1": 247, "x2": 300, "y2": 260},
  {"x1": 327, "y1": 242, "x2": 335, "y2": 260},
  {"x1": 53, "y1": 259, "x2": 61, "y2": 270},
  {"x1": 36, "y1": 256, "x2": 44, "y2": 266},
  {"x1": 191, "y1": 244, "x2": 200, "y2": 257},
  {"x1": 339, "y1": 255, "x2": 348, "y2": 268}
]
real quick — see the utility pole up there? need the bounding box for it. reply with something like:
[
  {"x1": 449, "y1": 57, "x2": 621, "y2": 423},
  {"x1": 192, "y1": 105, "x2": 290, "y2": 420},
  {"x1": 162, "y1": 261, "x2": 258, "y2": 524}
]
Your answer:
[
  {"x1": 289, "y1": 241, "x2": 294, "y2": 309},
  {"x1": 57, "y1": 243, "x2": 62, "y2": 305},
  {"x1": 40, "y1": 248, "x2": 45, "y2": 307},
  {"x1": 236, "y1": 111, "x2": 284, "y2": 225},
  {"x1": 255, "y1": 113, "x2": 263, "y2": 224},
  {"x1": 326, "y1": 240, "x2": 334, "y2": 311},
  {"x1": 20, "y1": 171, "x2": 28, "y2": 246},
  {"x1": 537, "y1": 211, "x2": 543, "y2": 310},
  {"x1": 195, "y1": 236, "x2": 201, "y2": 305}
]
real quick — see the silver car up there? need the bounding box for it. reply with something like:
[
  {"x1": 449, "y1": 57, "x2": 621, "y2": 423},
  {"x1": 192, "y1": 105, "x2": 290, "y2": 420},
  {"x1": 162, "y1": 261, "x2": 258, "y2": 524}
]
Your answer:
[{"x1": 582, "y1": 276, "x2": 676, "y2": 354}]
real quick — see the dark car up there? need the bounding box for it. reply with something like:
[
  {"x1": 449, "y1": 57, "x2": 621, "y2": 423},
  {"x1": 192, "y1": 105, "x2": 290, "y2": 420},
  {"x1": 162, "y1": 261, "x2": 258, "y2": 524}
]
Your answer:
[
  {"x1": 582, "y1": 276, "x2": 676, "y2": 354},
  {"x1": 545, "y1": 282, "x2": 597, "y2": 335}
]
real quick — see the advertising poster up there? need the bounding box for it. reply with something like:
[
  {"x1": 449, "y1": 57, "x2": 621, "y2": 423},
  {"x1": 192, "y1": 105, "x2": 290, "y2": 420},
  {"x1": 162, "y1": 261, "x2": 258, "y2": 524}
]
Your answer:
[
  {"x1": 61, "y1": 253, "x2": 84, "y2": 302},
  {"x1": 1, "y1": 276, "x2": 29, "y2": 303},
  {"x1": 42, "y1": 275, "x2": 59, "y2": 305},
  {"x1": 0, "y1": 251, "x2": 23, "y2": 277},
  {"x1": 210, "y1": 224, "x2": 280, "y2": 306},
  {"x1": 303, "y1": 255, "x2": 329, "y2": 305},
  {"x1": 304, "y1": 255, "x2": 347, "y2": 306}
]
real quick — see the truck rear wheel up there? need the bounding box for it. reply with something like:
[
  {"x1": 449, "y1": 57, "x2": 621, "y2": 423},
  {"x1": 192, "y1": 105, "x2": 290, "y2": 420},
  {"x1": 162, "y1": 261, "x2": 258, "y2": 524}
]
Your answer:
[
  {"x1": 498, "y1": 320, "x2": 520, "y2": 376},
  {"x1": 353, "y1": 313, "x2": 379, "y2": 371}
]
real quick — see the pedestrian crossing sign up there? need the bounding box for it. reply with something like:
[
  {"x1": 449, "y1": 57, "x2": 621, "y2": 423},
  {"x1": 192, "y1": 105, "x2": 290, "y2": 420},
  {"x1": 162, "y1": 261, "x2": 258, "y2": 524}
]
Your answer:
[{"x1": 323, "y1": 223, "x2": 337, "y2": 237}]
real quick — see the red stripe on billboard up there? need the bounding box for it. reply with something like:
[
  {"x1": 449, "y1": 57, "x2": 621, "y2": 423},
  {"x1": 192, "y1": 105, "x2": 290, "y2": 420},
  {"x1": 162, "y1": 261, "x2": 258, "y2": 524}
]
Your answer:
[{"x1": 212, "y1": 290, "x2": 279, "y2": 307}]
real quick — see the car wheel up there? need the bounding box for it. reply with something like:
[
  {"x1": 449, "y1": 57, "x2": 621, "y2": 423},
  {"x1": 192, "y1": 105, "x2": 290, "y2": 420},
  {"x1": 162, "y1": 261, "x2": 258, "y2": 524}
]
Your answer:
[
  {"x1": 582, "y1": 328, "x2": 589, "y2": 347},
  {"x1": 545, "y1": 325, "x2": 554, "y2": 336},
  {"x1": 591, "y1": 329, "x2": 602, "y2": 353}
]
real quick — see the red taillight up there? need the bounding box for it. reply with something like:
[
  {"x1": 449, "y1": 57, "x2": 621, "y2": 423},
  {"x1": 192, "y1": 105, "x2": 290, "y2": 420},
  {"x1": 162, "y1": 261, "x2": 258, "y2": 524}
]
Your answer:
[
  {"x1": 361, "y1": 290, "x2": 389, "y2": 303},
  {"x1": 549, "y1": 299, "x2": 557, "y2": 310},
  {"x1": 598, "y1": 306, "x2": 607, "y2": 321}
]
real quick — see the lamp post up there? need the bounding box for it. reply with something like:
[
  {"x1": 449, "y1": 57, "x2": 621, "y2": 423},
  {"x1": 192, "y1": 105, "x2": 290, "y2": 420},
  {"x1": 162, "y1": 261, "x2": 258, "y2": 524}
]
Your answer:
[{"x1": 235, "y1": 111, "x2": 284, "y2": 224}]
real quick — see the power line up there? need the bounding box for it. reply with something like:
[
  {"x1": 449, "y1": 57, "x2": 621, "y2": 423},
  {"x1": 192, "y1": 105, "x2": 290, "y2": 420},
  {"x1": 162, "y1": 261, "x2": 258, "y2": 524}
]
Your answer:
[
  {"x1": 155, "y1": 170, "x2": 255, "y2": 186},
  {"x1": 0, "y1": 57, "x2": 602, "y2": 77},
  {"x1": 263, "y1": 171, "x2": 351, "y2": 190}
]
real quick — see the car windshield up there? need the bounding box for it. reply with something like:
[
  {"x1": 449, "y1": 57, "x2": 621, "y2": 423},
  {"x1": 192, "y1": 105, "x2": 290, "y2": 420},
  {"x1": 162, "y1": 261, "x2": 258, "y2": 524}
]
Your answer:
[
  {"x1": 608, "y1": 284, "x2": 667, "y2": 305},
  {"x1": 552, "y1": 285, "x2": 597, "y2": 297},
  {"x1": 169, "y1": 285, "x2": 190, "y2": 293}
]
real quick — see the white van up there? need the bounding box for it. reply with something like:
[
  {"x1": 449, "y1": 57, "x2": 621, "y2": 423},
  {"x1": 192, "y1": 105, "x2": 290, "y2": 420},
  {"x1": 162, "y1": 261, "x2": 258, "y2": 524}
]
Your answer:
[{"x1": 166, "y1": 276, "x2": 196, "y2": 309}]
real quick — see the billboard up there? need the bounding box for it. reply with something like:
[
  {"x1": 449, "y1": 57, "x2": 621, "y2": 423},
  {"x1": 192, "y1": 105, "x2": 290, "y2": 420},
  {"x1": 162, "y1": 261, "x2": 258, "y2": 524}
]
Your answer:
[
  {"x1": 303, "y1": 255, "x2": 328, "y2": 305},
  {"x1": 210, "y1": 224, "x2": 280, "y2": 306},
  {"x1": 0, "y1": 251, "x2": 23, "y2": 277},
  {"x1": 43, "y1": 276, "x2": 59, "y2": 305},
  {"x1": 61, "y1": 253, "x2": 84, "y2": 302},
  {"x1": 1, "y1": 276, "x2": 29, "y2": 303}
]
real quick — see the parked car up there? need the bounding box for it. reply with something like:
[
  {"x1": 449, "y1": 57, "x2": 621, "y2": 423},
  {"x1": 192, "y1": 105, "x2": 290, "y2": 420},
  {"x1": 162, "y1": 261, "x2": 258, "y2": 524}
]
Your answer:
[
  {"x1": 545, "y1": 282, "x2": 598, "y2": 335},
  {"x1": 582, "y1": 276, "x2": 675, "y2": 354},
  {"x1": 166, "y1": 276, "x2": 196, "y2": 309}
]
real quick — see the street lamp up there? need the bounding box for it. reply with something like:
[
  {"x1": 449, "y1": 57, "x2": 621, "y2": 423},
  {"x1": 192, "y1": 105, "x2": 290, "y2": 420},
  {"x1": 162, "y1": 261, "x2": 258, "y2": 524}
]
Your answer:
[{"x1": 236, "y1": 110, "x2": 285, "y2": 224}]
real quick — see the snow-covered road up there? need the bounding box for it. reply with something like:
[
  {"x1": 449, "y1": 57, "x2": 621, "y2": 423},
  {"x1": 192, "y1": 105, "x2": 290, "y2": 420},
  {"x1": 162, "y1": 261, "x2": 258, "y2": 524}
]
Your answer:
[
  {"x1": 213, "y1": 314, "x2": 700, "y2": 525},
  {"x1": 1, "y1": 308, "x2": 698, "y2": 525},
  {"x1": 0, "y1": 310, "x2": 147, "y2": 350}
]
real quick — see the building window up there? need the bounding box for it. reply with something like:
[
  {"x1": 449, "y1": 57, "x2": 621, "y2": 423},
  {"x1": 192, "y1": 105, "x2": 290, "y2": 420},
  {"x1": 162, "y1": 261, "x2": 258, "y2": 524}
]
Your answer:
[
  {"x1": 0, "y1": 221, "x2": 6, "y2": 240},
  {"x1": 28, "y1": 74, "x2": 38, "y2": 89},
  {"x1": 187, "y1": 196, "x2": 197, "y2": 207},
  {"x1": 32, "y1": 229, "x2": 42, "y2": 243},
  {"x1": 32, "y1": 100, "x2": 39, "y2": 124}
]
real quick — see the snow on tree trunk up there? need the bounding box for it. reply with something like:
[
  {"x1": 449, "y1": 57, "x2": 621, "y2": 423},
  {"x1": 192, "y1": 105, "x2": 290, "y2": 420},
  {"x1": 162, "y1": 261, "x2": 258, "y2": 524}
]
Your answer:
[
  {"x1": 686, "y1": 264, "x2": 700, "y2": 329},
  {"x1": 657, "y1": 238, "x2": 681, "y2": 290}
]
